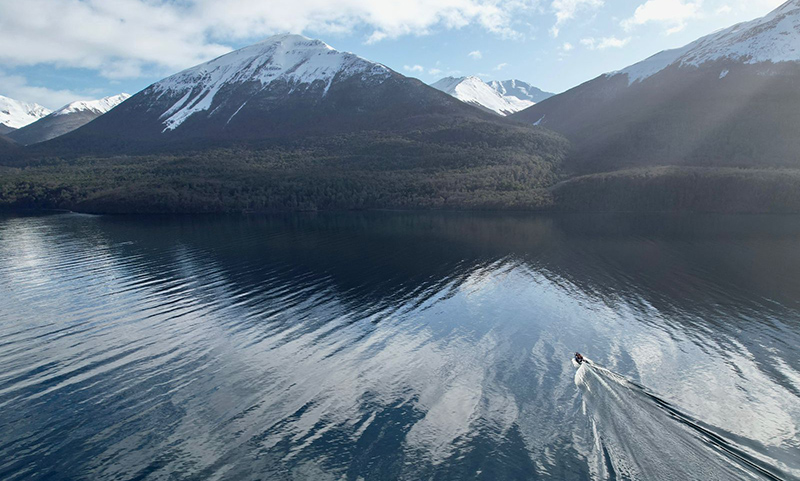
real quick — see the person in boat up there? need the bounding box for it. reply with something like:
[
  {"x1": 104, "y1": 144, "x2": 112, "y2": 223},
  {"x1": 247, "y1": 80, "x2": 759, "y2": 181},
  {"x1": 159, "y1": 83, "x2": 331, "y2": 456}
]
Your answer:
[{"x1": 574, "y1": 352, "x2": 585, "y2": 365}]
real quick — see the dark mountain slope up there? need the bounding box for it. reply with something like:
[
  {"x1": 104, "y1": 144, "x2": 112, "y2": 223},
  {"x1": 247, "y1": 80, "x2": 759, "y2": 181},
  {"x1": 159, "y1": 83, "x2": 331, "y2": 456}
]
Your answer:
[
  {"x1": 0, "y1": 134, "x2": 17, "y2": 149},
  {"x1": 513, "y1": 0, "x2": 800, "y2": 175},
  {"x1": 0, "y1": 134, "x2": 21, "y2": 163}
]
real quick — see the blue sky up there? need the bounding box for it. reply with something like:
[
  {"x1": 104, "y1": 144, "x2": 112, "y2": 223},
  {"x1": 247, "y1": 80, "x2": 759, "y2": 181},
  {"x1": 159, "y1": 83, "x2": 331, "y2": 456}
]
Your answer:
[{"x1": 0, "y1": 0, "x2": 786, "y2": 109}]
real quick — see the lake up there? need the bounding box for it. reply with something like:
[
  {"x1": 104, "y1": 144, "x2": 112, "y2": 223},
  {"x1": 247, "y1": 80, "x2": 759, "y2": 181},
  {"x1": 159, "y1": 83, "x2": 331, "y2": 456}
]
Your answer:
[{"x1": 0, "y1": 212, "x2": 798, "y2": 480}]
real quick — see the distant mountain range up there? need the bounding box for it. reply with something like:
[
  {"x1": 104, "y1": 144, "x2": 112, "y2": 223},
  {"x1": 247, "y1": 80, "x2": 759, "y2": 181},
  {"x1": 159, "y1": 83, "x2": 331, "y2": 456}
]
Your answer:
[
  {"x1": 5, "y1": 2, "x2": 800, "y2": 214},
  {"x1": 431, "y1": 76, "x2": 553, "y2": 116},
  {"x1": 8, "y1": 94, "x2": 130, "y2": 145},
  {"x1": 513, "y1": 0, "x2": 800, "y2": 176},
  {"x1": 1, "y1": 34, "x2": 566, "y2": 213},
  {"x1": 0, "y1": 96, "x2": 50, "y2": 131},
  {"x1": 46, "y1": 34, "x2": 546, "y2": 151}
]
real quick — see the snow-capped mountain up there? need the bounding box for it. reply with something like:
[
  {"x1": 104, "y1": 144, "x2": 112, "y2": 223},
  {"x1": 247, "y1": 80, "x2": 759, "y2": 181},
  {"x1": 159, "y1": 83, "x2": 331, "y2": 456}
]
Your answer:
[
  {"x1": 618, "y1": 0, "x2": 800, "y2": 83},
  {"x1": 53, "y1": 94, "x2": 131, "y2": 117},
  {"x1": 48, "y1": 34, "x2": 495, "y2": 149},
  {"x1": 431, "y1": 76, "x2": 535, "y2": 116},
  {"x1": 9, "y1": 94, "x2": 131, "y2": 145},
  {"x1": 152, "y1": 34, "x2": 392, "y2": 131},
  {"x1": 0, "y1": 95, "x2": 51, "y2": 130},
  {"x1": 512, "y1": 0, "x2": 800, "y2": 174},
  {"x1": 488, "y1": 80, "x2": 554, "y2": 104}
]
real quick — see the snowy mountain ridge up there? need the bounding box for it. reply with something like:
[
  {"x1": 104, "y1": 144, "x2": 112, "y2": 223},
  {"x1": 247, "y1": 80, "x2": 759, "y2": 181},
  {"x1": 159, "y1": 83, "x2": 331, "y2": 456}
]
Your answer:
[
  {"x1": 0, "y1": 95, "x2": 51, "y2": 129},
  {"x1": 8, "y1": 93, "x2": 134, "y2": 145},
  {"x1": 618, "y1": 0, "x2": 800, "y2": 83},
  {"x1": 431, "y1": 76, "x2": 534, "y2": 116},
  {"x1": 487, "y1": 80, "x2": 554, "y2": 104},
  {"x1": 152, "y1": 33, "x2": 392, "y2": 131},
  {"x1": 53, "y1": 94, "x2": 131, "y2": 117}
]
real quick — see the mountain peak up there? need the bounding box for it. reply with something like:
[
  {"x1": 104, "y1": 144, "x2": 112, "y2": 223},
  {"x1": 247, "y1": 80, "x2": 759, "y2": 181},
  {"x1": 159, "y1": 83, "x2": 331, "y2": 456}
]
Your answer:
[
  {"x1": 254, "y1": 33, "x2": 335, "y2": 51},
  {"x1": 0, "y1": 95, "x2": 51, "y2": 129},
  {"x1": 53, "y1": 94, "x2": 131, "y2": 117},
  {"x1": 431, "y1": 76, "x2": 536, "y2": 116},
  {"x1": 153, "y1": 34, "x2": 392, "y2": 131}
]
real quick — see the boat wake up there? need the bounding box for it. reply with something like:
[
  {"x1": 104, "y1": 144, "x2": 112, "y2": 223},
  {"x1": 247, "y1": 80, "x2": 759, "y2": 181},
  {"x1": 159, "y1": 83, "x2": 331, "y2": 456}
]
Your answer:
[{"x1": 574, "y1": 359, "x2": 787, "y2": 481}]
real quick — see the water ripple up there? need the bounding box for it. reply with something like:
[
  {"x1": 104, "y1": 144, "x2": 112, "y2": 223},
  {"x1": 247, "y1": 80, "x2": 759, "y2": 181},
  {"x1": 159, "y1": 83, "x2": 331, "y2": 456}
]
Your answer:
[{"x1": 0, "y1": 213, "x2": 798, "y2": 480}]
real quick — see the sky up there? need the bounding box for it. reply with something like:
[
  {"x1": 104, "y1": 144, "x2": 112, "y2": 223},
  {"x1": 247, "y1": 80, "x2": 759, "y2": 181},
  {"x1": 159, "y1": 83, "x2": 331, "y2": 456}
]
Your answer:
[{"x1": 0, "y1": 0, "x2": 787, "y2": 109}]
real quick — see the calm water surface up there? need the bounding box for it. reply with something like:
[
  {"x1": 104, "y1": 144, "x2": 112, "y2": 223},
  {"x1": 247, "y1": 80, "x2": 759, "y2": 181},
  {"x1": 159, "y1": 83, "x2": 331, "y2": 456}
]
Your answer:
[{"x1": 0, "y1": 212, "x2": 798, "y2": 480}]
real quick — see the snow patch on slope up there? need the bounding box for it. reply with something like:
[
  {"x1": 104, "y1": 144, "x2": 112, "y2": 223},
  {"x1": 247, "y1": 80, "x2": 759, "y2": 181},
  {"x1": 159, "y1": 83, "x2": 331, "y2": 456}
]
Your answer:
[
  {"x1": 616, "y1": 0, "x2": 800, "y2": 84},
  {"x1": 617, "y1": 44, "x2": 694, "y2": 84},
  {"x1": 488, "y1": 79, "x2": 555, "y2": 104},
  {"x1": 431, "y1": 76, "x2": 534, "y2": 116},
  {"x1": 0, "y1": 95, "x2": 51, "y2": 129},
  {"x1": 152, "y1": 33, "x2": 392, "y2": 131},
  {"x1": 53, "y1": 94, "x2": 131, "y2": 116}
]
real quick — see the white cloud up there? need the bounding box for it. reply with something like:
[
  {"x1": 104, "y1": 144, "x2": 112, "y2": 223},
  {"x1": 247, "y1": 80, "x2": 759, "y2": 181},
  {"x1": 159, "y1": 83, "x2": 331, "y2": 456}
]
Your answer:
[
  {"x1": 0, "y1": 0, "x2": 230, "y2": 80},
  {"x1": 429, "y1": 68, "x2": 443, "y2": 76},
  {"x1": 365, "y1": 31, "x2": 390, "y2": 44},
  {"x1": 580, "y1": 36, "x2": 631, "y2": 50},
  {"x1": 622, "y1": 0, "x2": 702, "y2": 34},
  {"x1": 0, "y1": 0, "x2": 535, "y2": 80},
  {"x1": 562, "y1": 42, "x2": 574, "y2": 51},
  {"x1": 0, "y1": 71, "x2": 92, "y2": 109},
  {"x1": 404, "y1": 64, "x2": 425, "y2": 73},
  {"x1": 468, "y1": 50, "x2": 483, "y2": 59},
  {"x1": 715, "y1": 5, "x2": 732, "y2": 15},
  {"x1": 494, "y1": 62, "x2": 509, "y2": 70},
  {"x1": 550, "y1": 0, "x2": 604, "y2": 37}
]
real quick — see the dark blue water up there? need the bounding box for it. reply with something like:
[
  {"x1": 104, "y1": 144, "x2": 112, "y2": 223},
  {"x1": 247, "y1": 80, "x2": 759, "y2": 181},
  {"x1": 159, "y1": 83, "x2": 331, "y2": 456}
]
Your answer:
[{"x1": 0, "y1": 212, "x2": 798, "y2": 480}]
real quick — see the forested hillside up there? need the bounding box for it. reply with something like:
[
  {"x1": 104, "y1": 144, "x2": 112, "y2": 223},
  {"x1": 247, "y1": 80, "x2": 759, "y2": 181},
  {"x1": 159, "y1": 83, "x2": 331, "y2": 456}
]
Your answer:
[{"x1": 0, "y1": 123, "x2": 568, "y2": 213}]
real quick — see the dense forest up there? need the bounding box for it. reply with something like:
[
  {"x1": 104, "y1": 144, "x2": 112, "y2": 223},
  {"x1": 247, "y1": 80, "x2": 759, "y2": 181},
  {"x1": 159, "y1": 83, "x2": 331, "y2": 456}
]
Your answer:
[
  {"x1": 0, "y1": 123, "x2": 569, "y2": 213},
  {"x1": 551, "y1": 166, "x2": 800, "y2": 213},
  {"x1": 4, "y1": 127, "x2": 800, "y2": 214}
]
